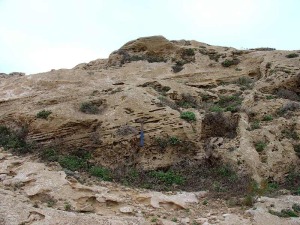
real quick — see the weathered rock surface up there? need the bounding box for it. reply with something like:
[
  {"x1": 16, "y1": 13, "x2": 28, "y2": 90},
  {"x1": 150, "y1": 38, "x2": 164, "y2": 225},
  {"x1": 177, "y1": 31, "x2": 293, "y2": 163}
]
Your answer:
[
  {"x1": 1, "y1": 36, "x2": 299, "y2": 183},
  {"x1": 1, "y1": 148, "x2": 300, "y2": 224}
]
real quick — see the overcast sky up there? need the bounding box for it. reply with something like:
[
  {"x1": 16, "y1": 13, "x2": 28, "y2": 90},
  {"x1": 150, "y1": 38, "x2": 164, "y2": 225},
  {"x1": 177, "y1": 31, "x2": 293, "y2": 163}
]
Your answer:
[{"x1": 1, "y1": 0, "x2": 299, "y2": 74}]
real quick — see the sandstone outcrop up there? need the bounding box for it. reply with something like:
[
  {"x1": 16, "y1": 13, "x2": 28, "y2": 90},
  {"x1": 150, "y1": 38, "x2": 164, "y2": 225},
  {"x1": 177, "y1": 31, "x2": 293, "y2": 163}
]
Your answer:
[{"x1": 0, "y1": 36, "x2": 299, "y2": 185}]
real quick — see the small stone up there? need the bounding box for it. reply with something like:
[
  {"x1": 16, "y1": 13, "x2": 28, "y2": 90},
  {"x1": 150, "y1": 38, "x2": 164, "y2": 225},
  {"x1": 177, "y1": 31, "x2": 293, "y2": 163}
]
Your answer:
[
  {"x1": 181, "y1": 217, "x2": 190, "y2": 224},
  {"x1": 0, "y1": 174, "x2": 7, "y2": 180},
  {"x1": 195, "y1": 218, "x2": 208, "y2": 223},
  {"x1": 119, "y1": 206, "x2": 133, "y2": 214}
]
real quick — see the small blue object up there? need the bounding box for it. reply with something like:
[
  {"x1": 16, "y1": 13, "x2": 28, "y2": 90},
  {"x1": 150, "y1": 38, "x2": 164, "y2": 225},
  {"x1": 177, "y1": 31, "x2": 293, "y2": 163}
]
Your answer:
[{"x1": 140, "y1": 130, "x2": 144, "y2": 147}]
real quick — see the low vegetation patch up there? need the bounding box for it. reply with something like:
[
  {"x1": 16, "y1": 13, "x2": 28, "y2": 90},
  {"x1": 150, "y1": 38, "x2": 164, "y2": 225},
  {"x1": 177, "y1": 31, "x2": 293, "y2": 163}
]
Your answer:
[
  {"x1": 176, "y1": 93, "x2": 199, "y2": 109},
  {"x1": 180, "y1": 111, "x2": 196, "y2": 121},
  {"x1": 209, "y1": 94, "x2": 243, "y2": 113},
  {"x1": 250, "y1": 47, "x2": 276, "y2": 51},
  {"x1": 183, "y1": 48, "x2": 195, "y2": 56},
  {"x1": 269, "y1": 209, "x2": 299, "y2": 218},
  {"x1": 58, "y1": 155, "x2": 89, "y2": 171},
  {"x1": 0, "y1": 125, "x2": 34, "y2": 154},
  {"x1": 172, "y1": 61, "x2": 184, "y2": 73},
  {"x1": 235, "y1": 77, "x2": 254, "y2": 90},
  {"x1": 41, "y1": 148, "x2": 59, "y2": 162},
  {"x1": 113, "y1": 161, "x2": 251, "y2": 194},
  {"x1": 154, "y1": 136, "x2": 194, "y2": 153},
  {"x1": 209, "y1": 105, "x2": 223, "y2": 112},
  {"x1": 282, "y1": 169, "x2": 300, "y2": 195},
  {"x1": 266, "y1": 95, "x2": 275, "y2": 100},
  {"x1": 286, "y1": 53, "x2": 299, "y2": 58},
  {"x1": 80, "y1": 102, "x2": 99, "y2": 114},
  {"x1": 255, "y1": 141, "x2": 267, "y2": 152},
  {"x1": 157, "y1": 96, "x2": 179, "y2": 110},
  {"x1": 146, "y1": 54, "x2": 167, "y2": 63},
  {"x1": 149, "y1": 170, "x2": 185, "y2": 186},
  {"x1": 36, "y1": 110, "x2": 52, "y2": 119},
  {"x1": 277, "y1": 102, "x2": 300, "y2": 116},
  {"x1": 294, "y1": 145, "x2": 300, "y2": 157},
  {"x1": 89, "y1": 166, "x2": 112, "y2": 181},
  {"x1": 276, "y1": 89, "x2": 300, "y2": 101},
  {"x1": 117, "y1": 50, "x2": 167, "y2": 65},
  {"x1": 250, "y1": 120, "x2": 261, "y2": 130},
  {"x1": 282, "y1": 127, "x2": 299, "y2": 140},
  {"x1": 262, "y1": 115, "x2": 273, "y2": 121},
  {"x1": 221, "y1": 58, "x2": 240, "y2": 67},
  {"x1": 202, "y1": 112, "x2": 239, "y2": 139}
]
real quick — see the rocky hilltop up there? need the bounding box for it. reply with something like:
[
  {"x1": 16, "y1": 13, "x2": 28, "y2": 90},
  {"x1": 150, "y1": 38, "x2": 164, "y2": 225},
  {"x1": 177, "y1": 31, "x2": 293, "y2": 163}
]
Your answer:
[{"x1": 0, "y1": 36, "x2": 300, "y2": 224}]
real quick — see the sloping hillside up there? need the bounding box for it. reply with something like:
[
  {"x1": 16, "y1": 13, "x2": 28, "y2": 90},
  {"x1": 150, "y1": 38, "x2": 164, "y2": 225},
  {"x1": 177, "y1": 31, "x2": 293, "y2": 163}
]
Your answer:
[{"x1": 0, "y1": 36, "x2": 299, "y2": 224}]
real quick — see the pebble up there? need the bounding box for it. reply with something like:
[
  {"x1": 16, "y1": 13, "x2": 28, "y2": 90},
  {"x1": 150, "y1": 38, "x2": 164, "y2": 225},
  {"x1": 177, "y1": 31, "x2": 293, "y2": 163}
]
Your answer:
[
  {"x1": 181, "y1": 217, "x2": 190, "y2": 224},
  {"x1": 195, "y1": 218, "x2": 208, "y2": 223},
  {"x1": 119, "y1": 206, "x2": 133, "y2": 214}
]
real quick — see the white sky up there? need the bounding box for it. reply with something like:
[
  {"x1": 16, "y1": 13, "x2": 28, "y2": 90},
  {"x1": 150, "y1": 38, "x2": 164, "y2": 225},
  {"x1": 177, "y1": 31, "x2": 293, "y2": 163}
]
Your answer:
[{"x1": 0, "y1": 0, "x2": 299, "y2": 74}]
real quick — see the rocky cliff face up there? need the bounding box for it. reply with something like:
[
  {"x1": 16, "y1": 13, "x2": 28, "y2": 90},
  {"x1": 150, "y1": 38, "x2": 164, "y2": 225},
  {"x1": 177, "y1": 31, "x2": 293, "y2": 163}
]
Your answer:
[{"x1": 0, "y1": 36, "x2": 299, "y2": 184}]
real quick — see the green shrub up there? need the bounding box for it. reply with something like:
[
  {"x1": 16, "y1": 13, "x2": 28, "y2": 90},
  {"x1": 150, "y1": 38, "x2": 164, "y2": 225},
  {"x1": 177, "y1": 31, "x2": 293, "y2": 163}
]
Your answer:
[
  {"x1": 222, "y1": 58, "x2": 240, "y2": 67},
  {"x1": 216, "y1": 165, "x2": 237, "y2": 180},
  {"x1": 286, "y1": 53, "x2": 299, "y2": 58},
  {"x1": 58, "y1": 155, "x2": 87, "y2": 171},
  {"x1": 243, "y1": 195, "x2": 256, "y2": 207},
  {"x1": 169, "y1": 136, "x2": 181, "y2": 145},
  {"x1": 213, "y1": 181, "x2": 226, "y2": 192},
  {"x1": 266, "y1": 95, "x2": 275, "y2": 100},
  {"x1": 161, "y1": 86, "x2": 171, "y2": 93},
  {"x1": 172, "y1": 61, "x2": 184, "y2": 73},
  {"x1": 225, "y1": 105, "x2": 239, "y2": 112},
  {"x1": 262, "y1": 115, "x2": 273, "y2": 121},
  {"x1": 146, "y1": 55, "x2": 166, "y2": 63},
  {"x1": 209, "y1": 95, "x2": 243, "y2": 112},
  {"x1": 250, "y1": 47, "x2": 276, "y2": 51},
  {"x1": 218, "y1": 95, "x2": 243, "y2": 107},
  {"x1": 41, "y1": 148, "x2": 59, "y2": 162},
  {"x1": 251, "y1": 120, "x2": 261, "y2": 130},
  {"x1": 149, "y1": 170, "x2": 184, "y2": 186},
  {"x1": 282, "y1": 129, "x2": 299, "y2": 140},
  {"x1": 155, "y1": 137, "x2": 169, "y2": 149},
  {"x1": 89, "y1": 166, "x2": 112, "y2": 181},
  {"x1": 171, "y1": 218, "x2": 178, "y2": 222},
  {"x1": 64, "y1": 202, "x2": 71, "y2": 211},
  {"x1": 155, "y1": 136, "x2": 182, "y2": 149},
  {"x1": 294, "y1": 145, "x2": 300, "y2": 157},
  {"x1": 209, "y1": 105, "x2": 223, "y2": 112},
  {"x1": 293, "y1": 204, "x2": 300, "y2": 213},
  {"x1": 255, "y1": 141, "x2": 267, "y2": 152},
  {"x1": 183, "y1": 48, "x2": 195, "y2": 56},
  {"x1": 176, "y1": 93, "x2": 199, "y2": 109},
  {"x1": 36, "y1": 110, "x2": 52, "y2": 119},
  {"x1": 80, "y1": 102, "x2": 99, "y2": 114},
  {"x1": 269, "y1": 209, "x2": 299, "y2": 217},
  {"x1": 284, "y1": 170, "x2": 300, "y2": 195},
  {"x1": 47, "y1": 199, "x2": 56, "y2": 207},
  {"x1": 0, "y1": 125, "x2": 32, "y2": 153},
  {"x1": 180, "y1": 111, "x2": 196, "y2": 121},
  {"x1": 151, "y1": 218, "x2": 158, "y2": 223}
]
